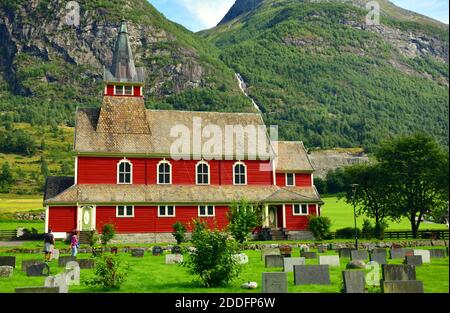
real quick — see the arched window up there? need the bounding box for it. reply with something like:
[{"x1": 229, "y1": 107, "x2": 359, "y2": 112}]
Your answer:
[
  {"x1": 117, "y1": 159, "x2": 132, "y2": 184},
  {"x1": 196, "y1": 161, "x2": 210, "y2": 185},
  {"x1": 233, "y1": 162, "x2": 247, "y2": 185},
  {"x1": 157, "y1": 160, "x2": 172, "y2": 184}
]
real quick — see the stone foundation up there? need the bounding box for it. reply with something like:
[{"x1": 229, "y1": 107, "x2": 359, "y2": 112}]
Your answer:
[
  {"x1": 110, "y1": 233, "x2": 177, "y2": 244},
  {"x1": 286, "y1": 231, "x2": 315, "y2": 240}
]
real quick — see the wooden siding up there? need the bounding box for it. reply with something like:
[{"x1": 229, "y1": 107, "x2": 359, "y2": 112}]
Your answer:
[
  {"x1": 284, "y1": 204, "x2": 316, "y2": 231},
  {"x1": 48, "y1": 206, "x2": 77, "y2": 232}
]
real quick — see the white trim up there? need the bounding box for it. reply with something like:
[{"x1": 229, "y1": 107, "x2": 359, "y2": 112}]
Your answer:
[
  {"x1": 233, "y1": 161, "x2": 247, "y2": 185},
  {"x1": 157, "y1": 205, "x2": 176, "y2": 217},
  {"x1": 157, "y1": 160, "x2": 172, "y2": 184},
  {"x1": 78, "y1": 205, "x2": 96, "y2": 231},
  {"x1": 104, "y1": 85, "x2": 107, "y2": 95},
  {"x1": 198, "y1": 205, "x2": 215, "y2": 217},
  {"x1": 316, "y1": 203, "x2": 319, "y2": 216},
  {"x1": 77, "y1": 205, "x2": 82, "y2": 231},
  {"x1": 113, "y1": 85, "x2": 116, "y2": 95},
  {"x1": 116, "y1": 205, "x2": 135, "y2": 218},
  {"x1": 292, "y1": 203, "x2": 309, "y2": 216},
  {"x1": 117, "y1": 159, "x2": 133, "y2": 184},
  {"x1": 140, "y1": 86, "x2": 143, "y2": 97},
  {"x1": 285, "y1": 173, "x2": 296, "y2": 186},
  {"x1": 282, "y1": 204, "x2": 286, "y2": 229},
  {"x1": 272, "y1": 160, "x2": 277, "y2": 185},
  {"x1": 45, "y1": 206, "x2": 49, "y2": 233},
  {"x1": 74, "y1": 156, "x2": 78, "y2": 184},
  {"x1": 311, "y1": 173, "x2": 314, "y2": 186},
  {"x1": 91, "y1": 205, "x2": 96, "y2": 230},
  {"x1": 195, "y1": 160, "x2": 210, "y2": 185}
]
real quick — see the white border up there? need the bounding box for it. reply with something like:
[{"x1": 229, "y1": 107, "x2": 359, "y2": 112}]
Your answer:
[
  {"x1": 285, "y1": 173, "x2": 296, "y2": 186},
  {"x1": 78, "y1": 205, "x2": 96, "y2": 230},
  {"x1": 157, "y1": 160, "x2": 172, "y2": 184},
  {"x1": 117, "y1": 158, "x2": 133, "y2": 184},
  {"x1": 45, "y1": 206, "x2": 49, "y2": 233},
  {"x1": 292, "y1": 203, "x2": 309, "y2": 216},
  {"x1": 195, "y1": 161, "x2": 210, "y2": 185},
  {"x1": 232, "y1": 161, "x2": 247, "y2": 185},
  {"x1": 74, "y1": 156, "x2": 78, "y2": 184},
  {"x1": 116, "y1": 205, "x2": 135, "y2": 218},
  {"x1": 158, "y1": 205, "x2": 176, "y2": 217},
  {"x1": 198, "y1": 205, "x2": 215, "y2": 217},
  {"x1": 282, "y1": 204, "x2": 286, "y2": 229}
]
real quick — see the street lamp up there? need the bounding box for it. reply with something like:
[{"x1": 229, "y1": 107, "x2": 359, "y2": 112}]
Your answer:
[{"x1": 351, "y1": 184, "x2": 359, "y2": 250}]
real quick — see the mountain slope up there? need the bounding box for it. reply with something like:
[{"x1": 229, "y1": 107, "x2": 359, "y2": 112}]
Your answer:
[
  {"x1": 203, "y1": 0, "x2": 449, "y2": 150},
  {"x1": 0, "y1": 0, "x2": 253, "y2": 127}
]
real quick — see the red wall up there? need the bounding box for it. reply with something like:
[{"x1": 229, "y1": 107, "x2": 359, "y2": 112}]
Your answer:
[
  {"x1": 275, "y1": 173, "x2": 312, "y2": 187},
  {"x1": 95, "y1": 205, "x2": 229, "y2": 233},
  {"x1": 284, "y1": 204, "x2": 317, "y2": 231},
  {"x1": 48, "y1": 206, "x2": 77, "y2": 232},
  {"x1": 78, "y1": 157, "x2": 272, "y2": 186},
  {"x1": 104, "y1": 85, "x2": 142, "y2": 97}
]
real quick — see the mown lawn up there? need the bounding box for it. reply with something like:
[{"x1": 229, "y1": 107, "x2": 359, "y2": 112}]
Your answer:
[{"x1": 0, "y1": 247, "x2": 448, "y2": 293}]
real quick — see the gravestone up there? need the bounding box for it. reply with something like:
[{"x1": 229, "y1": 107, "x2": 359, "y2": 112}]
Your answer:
[
  {"x1": 370, "y1": 252, "x2": 387, "y2": 265},
  {"x1": 152, "y1": 246, "x2": 163, "y2": 256},
  {"x1": 51, "y1": 249, "x2": 60, "y2": 261},
  {"x1": 319, "y1": 255, "x2": 340, "y2": 267},
  {"x1": 299, "y1": 244, "x2": 310, "y2": 252},
  {"x1": 405, "y1": 255, "x2": 422, "y2": 266},
  {"x1": 342, "y1": 270, "x2": 366, "y2": 293},
  {"x1": 45, "y1": 273, "x2": 68, "y2": 293},
  {"x1": 294, "y1": 265, "x2": 330, "y2": 285},
  {"x1": 429, "y1": 249, "x2": 446, "y2": 258},
  {"x1": 346, "y1": 260, "x2": 366, "y2": 269},
  {"x1": 317, "y1": 245, "x2": 328, "y2": 253},
  {"x1": 382, "y1": 281, "x2": 424, "y2": 293},
  {"x1": 0, "y1": 256, "x2": 16, "y2": 268},
  {"x1": 0, "y1": 266, "x2": 13, "y2": 278},
  {"x1": 283, "y1": 257, "x2": 305, "y2": 272},
  {"x1": 65, "y1": 261, "x2": 80, "y2": 286},
  {"x1": 58, "y1": 256, "x2": 77, "y2": 267},
  {"x1": 171, "y1": 245, "x2": 183, "y2": 255},
  {"x1": 165, "y1": 254, "x2": 183, "y2": 264},
  {"x1": 351, "y1": 250, "x2": 368, "y2": 261},
  {"x1": 300, "y1": 251, "x2": 317, "y2": 259},
  {"x1": 77, "y1": 259, "x2": 95, "y2": 269},
  {"x1": 131, "y1": 248, "x2": 145, "y2": 257},
  {"x1": 372, "y1": 248, "x2": 387, "y2": 255},
  {"x1": 338, "y1": 248, "x2": 353, "y2": 258},
  {"x1": 22, "y1": 260, "x2": 43, "y2": 273},
  {"x1": 262, "y1": 272, "x2": 288, "y2": 293},
  {"x1": 232, "y1": 253, "x2": 249, "y2": 265},
  {"x1": 27, "y1": 263, "x2": 50, "y2": 277},
  {"x1": 265, "y1": 255, "x2": 284, "y2": 268},
  {"x1": 15, "y1": 287, "x2": 60, "y2": 293},
  {"x1": 390, "y1": 248, "x2": 413, "y2": 259},
  {"x1": 279, "y1": 245, "x2": 292, "y2": 257},
  {"x1": 382, "y1": 264, "x2": 416, "y2": 281},
  {"x1": 261, "y1": 248, "x2": 280, "y2": 261},
  {"x1": 413, "y1": 250, "x2": 430, "y2": 264}
]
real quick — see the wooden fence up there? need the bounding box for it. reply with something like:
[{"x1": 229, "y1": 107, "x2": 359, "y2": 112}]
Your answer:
[{"x1": 330, "y1": 229, "x2": 449, "y2": 240}]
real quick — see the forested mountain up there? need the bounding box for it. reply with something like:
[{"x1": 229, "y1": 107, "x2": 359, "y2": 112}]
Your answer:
[{"x1": 203, "y1": 0, "x2": 449, "y2": 150}]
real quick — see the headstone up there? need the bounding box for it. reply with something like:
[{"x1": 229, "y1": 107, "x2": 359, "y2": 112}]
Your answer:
[
  {"x1": 22, "y1": 260, "x2": 43, "y2": 273},
  {"x1": 429, "y1": 249, "x2": 446, "y2": 258},
  {"x1": 15, "y1": 287, "x2": 60, "y2": 293},
  {"x1": 319, "y1": 255, "x2": 340, "y2": 267},
  {"x1": 232, "y1": 253, "x2": 249, "y2": 265},
  {"x1": 342, "y1": 270, "x2": 366, "y2": 293},
  {"x1": 317, "y1": 244, "x2": 328, "y2": 253},
  {"x1": 265, "y1": 255, "x2": 284, "y2": 268},
  {"x1": 58, "y1": 256, "x2": 77, "y2": 267},
  {"x1": 382, "y1": 264, "x2": 416, "y2": 281},
  {"x1": 51, "y1": 249, "x2": 60, "y2": 261},
  {"x1": 351, "y1": 250, "x2": 368, "y2": 261},
  {"x1": 299, "y1": 244, "x2": 310, "y2": 252},
  {"x1": 414, "y1": 250, "x2": 431, "y2": 263},
  {"x1": 370, "y1": 252, "x2": 387, "y2": 265},
  {"x1": 390, "y1": 248, "x2": 413, "y2": 259},
  {"x1": 0, "y1": 256, "x2": 16, "y2": 268},
  {"x1": 262, "y1": 272, "x2": 288, "y2": 293},
  {"x1": 279, "y1": 245, "x2": 292, "y2": 257},
  {"x1": 339, "y1": 248, "x2": 353, "y2": 258},
  {"x1": 372, "y1": 248, "x2": 387, "y2": 255},
  {"x1": 346, "y1": 260, "x2": 366, "y2": 269},
  {"x1": 77, "y1": 259, "x2": 95, "y2": 269},
  {"x1": 65, "y1": 261, "x2": 80, "y2": 286},
  {"x1": 382, "y1": 281, "x2": 424, "y2": 293},
  {"x1": 294, "y1": 265, "x2": 331, "y2": 285},
  {"x1": 131, "y1": 248, "x2": 145, "y2": 257},
  {"x1": 405, "y1": 255, "x2": 422, "y2": 266},
  {"x1": 0, "y1": 266, "x2": 13, "y2": 278},
  {"x1": 300, "y1": 251, "x2": 317, "y2": 259},
  {"x1": 152, "y1": 246, "x2": 163, "y2": 256},
  {"x1": 171, "y1": 245, "x2": 183, "y2": 254},
  {"x1": 45, "y1": 273, "x2": 69, "y2": 293},
  {"x1": 165, "y1": 254, "x2": 183, "y2": 264},
  {"x1": 26, "y1": 263, "x2": 50, "y2": 277},
  {"x1": 261, "y1": 248, "x2": 280, "y2": 261},
  {"x1": 283, "y1": 257, "x2": 305, "y2": 272}
]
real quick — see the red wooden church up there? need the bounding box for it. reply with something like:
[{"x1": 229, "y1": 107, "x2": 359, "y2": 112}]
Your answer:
[{"x1": 44, "y1": 21, "x2": 323, "y2": 243}]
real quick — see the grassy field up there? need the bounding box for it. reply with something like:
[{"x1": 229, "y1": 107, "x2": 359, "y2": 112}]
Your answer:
[{"x1": 0, "y1": 247, "x2": 448, "y2": 293}]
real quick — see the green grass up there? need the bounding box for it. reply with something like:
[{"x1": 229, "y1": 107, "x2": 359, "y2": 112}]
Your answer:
[{"x1": 0, "y1": 247, "x2": 447, "y2": 293}]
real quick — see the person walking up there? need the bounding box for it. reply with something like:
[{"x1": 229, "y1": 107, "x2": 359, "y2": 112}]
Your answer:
[
  {"x1": 71, "y1": 231, "x2": 79, "y2": 257},
  {"x1": 43, "y1": 228, "x2": 55, "y2": 262}
]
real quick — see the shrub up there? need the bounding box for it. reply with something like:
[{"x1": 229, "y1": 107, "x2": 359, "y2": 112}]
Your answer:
[
  {"x1": 335, "y1": 227, "x2": 362, "y2": 239},
  {"x1": 362, "y1": 219, "x2": 375, "y2": 239},
  {"x1": 227, "y1": 200, "x2": 262, "y2": 243},
  {"x1": 184, "y1": 219, "x2": 241, "y2": 287},
  {"x1": 172, "y1": 221, "x2": 187, "y2": 244},
  {"x1": 86, "y1": 230, "x2": 99, "y2": 246},
  {"x1": 100, "y1": 224, "x2": 115, "y2": 246},
  {"x1": 84, "y1": 254, "x2": 129, "y2": 290},
  {"x1": 308, "y1": 216, "x2": 332, "y2": 241}
]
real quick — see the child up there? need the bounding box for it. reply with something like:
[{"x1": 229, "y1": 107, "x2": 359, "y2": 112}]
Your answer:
[{"x1": 71, "y1": 231, "x2": 79, "y2": 257}]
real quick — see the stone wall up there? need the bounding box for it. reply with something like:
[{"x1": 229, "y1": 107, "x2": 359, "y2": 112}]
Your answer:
[
  {"x1": 286, "y1": 231, "x2": 315, "y2": 240},
  {"x1": 110, "y1": 233, "x2": 177, "y2": 244}
]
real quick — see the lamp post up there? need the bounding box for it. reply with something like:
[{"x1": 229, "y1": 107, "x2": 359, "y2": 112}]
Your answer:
[{"x1": 351, "y1": 184, "x2": 359, "y2": 250}]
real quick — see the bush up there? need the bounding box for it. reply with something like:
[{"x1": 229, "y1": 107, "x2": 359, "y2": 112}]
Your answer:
[
  {"x1": 172, "y1": 221, "x2": 187, "y2": 245},
  {"x1": 84, "y1": 254, "x2": 129, "y2": 290},
  {"x1": 314, "y1": 177, "x2": 327, "y2": 194},
  {"x1": 86, "y1": 230, "x2": 99, "y2": 246},
  {"x1": 184, "y1": 219, "x2": 241, "y2": 287},
  {"x1": 335, "y1": 227, "x2": 362, "y2": 239},
  {"x1": 362, "y1": 219, "x2": 375, "y2": 239},
  {"x1": 308, "y1": 216, "x2": 332, "y2": 240},
  {"x1": 227, "y1": 200, "x2": 262, "y2": 243},
  {"x1": 100, "y1": 224, "x2": 115, "y2": 246}
]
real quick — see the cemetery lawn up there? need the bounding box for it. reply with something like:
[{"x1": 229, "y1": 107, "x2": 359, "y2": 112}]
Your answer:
[{"x1": 0, "y1": 248, "x2": 448, "y2": 293}]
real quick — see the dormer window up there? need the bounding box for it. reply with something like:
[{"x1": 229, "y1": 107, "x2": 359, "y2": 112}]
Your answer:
[
  {"x1": 196, "y1": 161, "x2": 210, "y2": 185},
  {"x1": 233, "y1": 162, "x2": 247, "y2": 185},
  {"x1": 286, "y1": 173, "x2": 295, "y2": 186},
  {"x1": 157, "y1": 160, "x2": 172, "y2": 184},
  {"x1": 114, "y1": 85, "x2": 133, "y2": 96},
  {"x1": 117, "y1": 159, "x2": 132, "y2": 184}
]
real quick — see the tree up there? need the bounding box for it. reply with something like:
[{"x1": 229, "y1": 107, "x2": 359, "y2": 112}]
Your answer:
[
  {"x1": 326, "y1": 168, "x2": 347, "y2": 194},
  {"x1": 308, "y1": 216, "x2": 332, "y2": 240},
  {"x1": 40, "y1": 156, "x2": 49, "y2": 177},
  {"x1": 172, "y1": 221, "x2": 187, "y2": 244},
  {"x1": 0, "y1": 162, "x2": 14, "y2": 192},
  {"x1": 227, "y1": 200, "x2": 262, "y2": 243},
  {"x1": 376, "y1": 134, "x2": 449, "y2": 238},
  {"x1": 100, "y1": 224, "x2": 116, "y2": 246}
]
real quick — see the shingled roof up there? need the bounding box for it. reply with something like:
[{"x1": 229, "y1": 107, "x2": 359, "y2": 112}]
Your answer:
[
  {"x1": 275, "y1": 141, "x2": 315, "y2": 172},
  {"x1": 44, "y1": 184, "x2": 322, "y2": 205},
  {"x1": 44, "y1": 176, "x2": 75, "y2": 201}
]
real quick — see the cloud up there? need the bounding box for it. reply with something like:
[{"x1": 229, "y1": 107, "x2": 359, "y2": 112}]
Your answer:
[{"x1": 178, "y1": 0, "x2": 235, "y2": 29}]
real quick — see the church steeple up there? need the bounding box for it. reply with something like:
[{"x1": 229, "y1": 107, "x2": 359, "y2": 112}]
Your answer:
[{"x1": 103, "y1": 20, "x2": 145, "y2": 97}]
